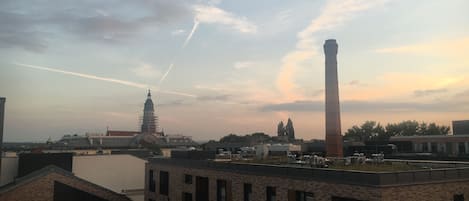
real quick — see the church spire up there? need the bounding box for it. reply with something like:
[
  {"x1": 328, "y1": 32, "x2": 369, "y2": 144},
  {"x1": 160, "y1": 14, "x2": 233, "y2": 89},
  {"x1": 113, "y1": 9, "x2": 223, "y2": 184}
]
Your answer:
[{"x1": 147, "y1": 89, "x2": 151, "y2": 99}]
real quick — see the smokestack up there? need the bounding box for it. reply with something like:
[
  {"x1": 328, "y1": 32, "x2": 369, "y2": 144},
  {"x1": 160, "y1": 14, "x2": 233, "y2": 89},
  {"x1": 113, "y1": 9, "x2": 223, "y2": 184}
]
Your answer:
[{"x1": 324, "y1": 39, "x2": 343, "y2": 157}]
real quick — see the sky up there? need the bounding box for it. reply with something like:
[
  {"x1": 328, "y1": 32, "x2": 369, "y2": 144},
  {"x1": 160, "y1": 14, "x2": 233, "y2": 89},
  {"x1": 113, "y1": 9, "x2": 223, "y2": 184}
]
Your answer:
[{"x1": 1, "y1": 0, "x2": 468, "y2": 142}]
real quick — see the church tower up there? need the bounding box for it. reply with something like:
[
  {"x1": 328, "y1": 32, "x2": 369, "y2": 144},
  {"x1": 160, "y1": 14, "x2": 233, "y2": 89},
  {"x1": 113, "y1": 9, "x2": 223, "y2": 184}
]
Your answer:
[{"x1": 141, "y1": 90, "x2": 159, "y2": 135}]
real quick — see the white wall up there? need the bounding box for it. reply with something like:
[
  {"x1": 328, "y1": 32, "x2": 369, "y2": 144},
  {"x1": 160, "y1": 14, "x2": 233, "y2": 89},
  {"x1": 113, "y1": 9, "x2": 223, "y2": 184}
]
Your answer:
[
  {"x1": 1, "y1": 156, "x2": 18, "y2": 186},
  {"x1": 72, "y1": 154, "x2": 146, "y2": 200}
]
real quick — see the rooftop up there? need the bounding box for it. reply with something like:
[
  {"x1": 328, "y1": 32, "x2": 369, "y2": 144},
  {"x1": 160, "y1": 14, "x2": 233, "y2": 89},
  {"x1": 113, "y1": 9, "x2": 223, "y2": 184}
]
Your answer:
[{"x1": 149, "y1": 158, "x2": 469, "y2": 187}]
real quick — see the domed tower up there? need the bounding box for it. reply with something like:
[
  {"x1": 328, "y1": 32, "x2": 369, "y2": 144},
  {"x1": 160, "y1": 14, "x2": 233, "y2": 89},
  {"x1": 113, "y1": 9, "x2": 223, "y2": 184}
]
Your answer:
[{"x1": 141, "y1": 90, "x2": 159, "y2": 135}]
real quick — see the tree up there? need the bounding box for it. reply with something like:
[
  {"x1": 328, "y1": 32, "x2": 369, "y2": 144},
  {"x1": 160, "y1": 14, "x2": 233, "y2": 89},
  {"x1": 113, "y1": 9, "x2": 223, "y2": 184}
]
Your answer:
[
  {"x1": 344, "y1": 121, "x2": 386, "y2": 142},
  {"x1": 345, "y1": 120, "x2": 451, "y2": 143}
]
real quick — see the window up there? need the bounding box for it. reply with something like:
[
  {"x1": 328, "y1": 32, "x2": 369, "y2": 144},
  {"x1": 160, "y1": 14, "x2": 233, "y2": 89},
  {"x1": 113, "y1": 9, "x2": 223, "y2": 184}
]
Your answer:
[
  {"x1": 217, "y1": 180, "x2": 227, "y2": 201},
  {"x1": 266, "y1": 186, "x2": 276, "y2": 201},
  {"x1": 185, "y1": 174, "x2": 193, "y2": 184},
  {"x1": 196, "y1": 176, "x2": 209, "y2": 201},
  {"x1": 295, "y1": 191, "x2": 314, "y2": 201},
  {"x1": 183, "y1": 192, "x2": 193, "y2": 201},
  {"x1": 149, "y1": 170, "x2": 155, "y2": 192},
  {"x1": 454, "y1": 194, "x2": 465, "y2": 201},
  {"x1": 331, "y1": 196, "x2": 367, "y2": 201},
  {"x1": 244, "y1": 183, "x2": 252, "y2": 201},
  {"x1": 159, "y1": 171, "x2": 169, "y2": 196}
]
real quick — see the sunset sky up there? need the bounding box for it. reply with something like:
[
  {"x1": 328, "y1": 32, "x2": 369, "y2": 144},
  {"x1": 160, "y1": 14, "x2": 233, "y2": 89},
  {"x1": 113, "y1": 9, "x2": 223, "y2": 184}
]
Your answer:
[{"x1": 1, "y1": 0, "x2": 468, "y2": 142}]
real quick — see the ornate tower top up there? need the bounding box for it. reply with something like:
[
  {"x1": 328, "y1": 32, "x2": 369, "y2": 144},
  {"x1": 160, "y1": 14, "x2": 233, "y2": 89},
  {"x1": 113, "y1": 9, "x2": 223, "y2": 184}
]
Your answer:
[{"x1": 141, "y1": 90, "x2": 158, "y2": 134}]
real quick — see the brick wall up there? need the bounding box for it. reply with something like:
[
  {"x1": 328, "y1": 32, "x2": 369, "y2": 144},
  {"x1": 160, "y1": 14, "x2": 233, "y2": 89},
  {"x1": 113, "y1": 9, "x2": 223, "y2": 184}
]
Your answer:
[
  {"x1": 145, "y1": 162, "x2": 469, "y2": 201},
  {"x1": 0, "y1": 172, "x2": 129, "y2": 201}
]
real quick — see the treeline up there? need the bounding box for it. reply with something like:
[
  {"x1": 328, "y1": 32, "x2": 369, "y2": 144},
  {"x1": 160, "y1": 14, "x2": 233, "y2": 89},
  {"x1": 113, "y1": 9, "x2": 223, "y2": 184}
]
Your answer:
[{"x1": 344, "y1": 120, "x2": 450, "y2": 142}]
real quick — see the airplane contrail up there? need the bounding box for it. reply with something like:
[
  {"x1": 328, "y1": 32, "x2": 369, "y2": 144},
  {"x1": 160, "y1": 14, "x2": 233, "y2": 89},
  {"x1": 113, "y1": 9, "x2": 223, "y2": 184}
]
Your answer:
[
  {"x1": 182, "y1": 19, "x2": 200, "y2": 48},
  {"x1": 158, "y1": 63, "x2": 174, "y2": 86},
  {"x1": 158, "y1": 19, "x2": 200, "y2": 87},
  {"x1": 13, "y1": 62, "x2": 196, "y2": 98}
]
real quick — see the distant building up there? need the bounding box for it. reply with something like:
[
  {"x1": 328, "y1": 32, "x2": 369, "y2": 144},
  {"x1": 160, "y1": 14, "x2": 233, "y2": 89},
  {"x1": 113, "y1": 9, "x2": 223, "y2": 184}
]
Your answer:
[
  {"x1": 145, "y1": 158, "x2": 469, "y2": 201},
  {"x1": 276, "y1": 118, "x2": 295, "y2": 141},
  {"x1": 453, "y1": 120, "x2": 469, "y2": 135},
  {"x1": 0, "y1": 165, "x2": 130, "y2": 201},
  {"x1": 141, "y1": 90, "x2": 158, "y2": 135},
  {"x1": 285, "y1": 118, "x2": 295, "y2": 141},
  {"x1": 390, "y1": 135, "x2": 469, "y2": 156},
  {"x1": 50, "y1": 91, "x2": 197, "y2": 149},
  {"x1": 277, "y1": 121, "x2": 285, "y2": 137},
  {"x1": 0, "y1": 97, "x2": 5, "y2": 176},
  {"x1": 2, "y1": 153, "x2": 146, "y2": 201},
  {"x1": 106, "y1": 130, "x2": 140, "y2": 137}
]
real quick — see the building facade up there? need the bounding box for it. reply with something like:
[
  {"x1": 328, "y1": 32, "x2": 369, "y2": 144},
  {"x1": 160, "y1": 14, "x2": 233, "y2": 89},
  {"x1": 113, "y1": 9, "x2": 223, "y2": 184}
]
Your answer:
[
  {"x1": 145, "y1": 158, "x2": 469, "y2": 201},
  {"x1": 453, "y1": 120, "x2": 469, "y2": 135},
  {"x1": 390, "y1": 135, "x2": 469, "y2": 155}
]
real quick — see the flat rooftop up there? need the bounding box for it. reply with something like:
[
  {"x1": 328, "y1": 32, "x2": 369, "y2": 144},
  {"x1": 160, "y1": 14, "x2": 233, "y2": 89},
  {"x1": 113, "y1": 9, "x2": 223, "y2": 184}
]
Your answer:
[{"x1": 149, "y1": 158, "x2": 469, "y2": 187}]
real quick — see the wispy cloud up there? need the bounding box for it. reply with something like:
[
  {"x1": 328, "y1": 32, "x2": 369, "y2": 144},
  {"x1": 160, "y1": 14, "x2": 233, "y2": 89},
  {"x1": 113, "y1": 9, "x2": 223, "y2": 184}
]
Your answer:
[
  {"x1": 194, "y1": 4, "x2": 257, "y2": 34},
  {"x1": 414, "y1": 88, "x2": 448, "y2": 97},
  {"x1": 375, "y1": 37, "x2": 469, "y2": 65},
  {"x1": 234, "y1": 61, "x2": 256, "y2": 69},
  {"x1": 277, "y1": 0, "x2": 389, "y2": 101},
  {"x1": 260, "y1": 98, "x2": 469, "y2": 113},
  {"x1": 131, "y1": 63, "x2": 161, "y2": 78},
  {"x1": 13, "y1": 62, "x2": 196, "y2": 97},
  {"x1": 171, "y1": 29, "x2": 186, "y2": 36}
]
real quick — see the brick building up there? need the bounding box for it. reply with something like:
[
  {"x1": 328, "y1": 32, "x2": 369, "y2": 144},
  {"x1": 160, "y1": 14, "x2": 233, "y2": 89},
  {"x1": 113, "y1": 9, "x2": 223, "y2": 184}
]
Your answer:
[
  {"x1": 145, "y1": 158, "x2": 469, "y2": 201},
  {"x1": 0, "y1": 165, "x2": 130, "y2": 201}
]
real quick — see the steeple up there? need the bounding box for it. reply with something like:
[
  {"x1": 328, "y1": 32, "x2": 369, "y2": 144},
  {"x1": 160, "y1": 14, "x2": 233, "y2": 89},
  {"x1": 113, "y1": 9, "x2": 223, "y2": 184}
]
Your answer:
[{"x1": 141, "y1": 90, "x2": 158, "y2": 134}]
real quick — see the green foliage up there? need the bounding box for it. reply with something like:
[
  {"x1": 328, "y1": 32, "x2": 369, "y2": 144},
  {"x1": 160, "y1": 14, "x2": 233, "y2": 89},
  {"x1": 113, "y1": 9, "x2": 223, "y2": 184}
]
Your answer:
[
  {"x1": 344, "y1": 120, "x2": 450, "y2": 142},
  {"x1": 219, "y1": 132, "x2": 274, "y2": 143}
]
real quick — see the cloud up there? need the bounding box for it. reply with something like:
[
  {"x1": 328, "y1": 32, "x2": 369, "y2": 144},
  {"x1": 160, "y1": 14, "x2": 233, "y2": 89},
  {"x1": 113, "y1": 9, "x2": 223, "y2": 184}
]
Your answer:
[
  {"x1": 194, "y1": 4, "x2": 257, "y2": 34},
  {"x1": 197, "y1": 94, "x2": 231, "y2": 102},
  {"x1": 260, "y1": 98, "x2": 469, "y2": 113},
  {"x1": 375, "y1": 37, "x2": 469, "y2": 55},
  {"x1": 171, "y1": 29, "x2": 186, "y2": 35},
  {"x1": 0, "y1": 11, "x2": 47, "y2": 52},
  {"x1": 234, "y1": 61, "x2": 256, "y2": 69},
  {"x1": 414, "y1": 88, "x2": 448, "y2": 97},
  {"x1": 348, "y1": 80, "x2": 360, "y2": 86},
  {"x1": 131, "y1": 63, "x2": 161, "y2": 78},
  {"x1": 0, "y1": 1, "x2": 257, "y2": 52},
  {"x1": 375, "y1": 37, "x2": 469, "y2": 66},
  {"x1": 277, "y1": 0, "x2": 389, "y2": 101}
]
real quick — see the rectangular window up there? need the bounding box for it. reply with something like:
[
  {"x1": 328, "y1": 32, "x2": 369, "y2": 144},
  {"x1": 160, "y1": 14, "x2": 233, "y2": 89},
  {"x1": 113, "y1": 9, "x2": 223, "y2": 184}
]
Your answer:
[
  {"x1": 149, "y1": 170, "x2": 156, "y2": 192},
  {"x1": 331, "y1": 196, "x2": 367, "y2": 201},
  {"x1": 159, "y1": 171, "x2": 169, "y2": 196},
  {"x1": 295, "y1": 191, "x2": 314, "y2": 201},
  {"x1": 185, "y1": 174, "x2": 193, "y2": 184},
  {"x1": 217, "y1": 180, "x2": 227, "y2": 201},
  {"x1": 244, "y1": 183, "x2": 252, "y2": 201},
  {"x1": 196, "y1": 176, "x2": 209, "y2": 201},
  {"x1": 266, "y1": 186, "x2": 276, "y2": 201},
  {"x1": 183, "y1": 192, "x2": 193, "y2": 201},
  {"x1": 454, "y1": 194, "x2": 465, "y2": 201}
]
